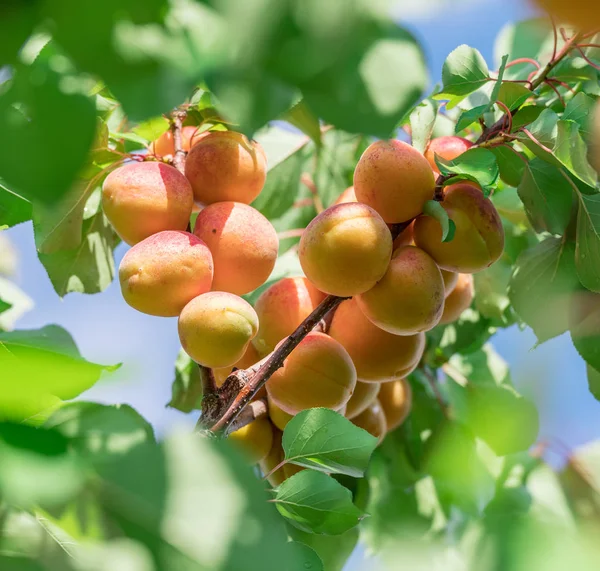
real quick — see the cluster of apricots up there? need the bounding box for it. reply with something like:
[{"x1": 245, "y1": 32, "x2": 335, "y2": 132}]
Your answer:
[{"x1": 101, "y1": 127, "x2": 504, "y2": 483}]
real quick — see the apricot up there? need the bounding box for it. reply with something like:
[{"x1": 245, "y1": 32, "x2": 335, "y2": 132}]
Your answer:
[
  {"x1": 268, "y1": 395, "x2": 294, "y2": 432},
  {"x1": 536, "y1": 0, "x2": 600, "y2": 32},
  {"x1": 253, "y1": 277, "x2": 326, "y2": 356},
  {"x1": 119, "y1": 231, "x2": 213, "y2": 317},
  {"x1": 213, "y1": 342, "x2": 263, "y2": 387},
  {"x1": 379, "y1": 378, "x2": 412, "y2": 432},
  {"x1": 178, "y1": 292, "x2": 259, "y2": 368},
  {"x1": 260, "y1": 430, "x2": 286, "y2": 487},
  {"x1": 299, "y1": 203, "x2": 392, "y2": 297},
  {"x1": 149, "y1": 126, "x2": 207, "y2": 157},
  {"x1": 392, "y1": 222, "x2": 414, "y2": 250},
  {"x1": 351, "y1": 400, "x2": 387, "y2": 442},
  {"x1": 439, "y1": 274, "x2": 474, "y2": 325},
  {"x1": 345, "y1": 381, "x2": 381, "y2": 420},
  {"x1": 228, "y1": 416, "x2": 274, "y2": 464},
  {"x1": 353, "y1": 140, "x2": 435, "y2": 223},
  {"x1": 266, "y1": 332, "x2": 356, "y2": 415},
  {"x1": 102, "y1": 162, "x2": 193, "y2": 246},
  {"x1": 193, "y1": 202, "x2": 278, "y2": 295},
  {"x1": 329, "y1": 299, "x2": 425, "y2": 383},
  {"x1": 334, "y1": 186, "x2": 357, "y2": 205},
  {"x1": 413, "y1": 183, "x2": 504, "y2": 273},
  {"x1": 441, "y1": 269, "x2": 459, "y2": 298},
  {"x1": 357, "y1": 246, "x2": 445, "y2": 335},
  {"x1": 184, "y1": 131, "x2": 267, "y2": 205},
  {"x1": 425, "y1": 136, "x2": 473, "y2": 174}
]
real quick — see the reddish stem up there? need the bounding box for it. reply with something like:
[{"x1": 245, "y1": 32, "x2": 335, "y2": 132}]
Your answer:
[{"x1": 505, "y1": 57, "x2": 541, "y2": 70}]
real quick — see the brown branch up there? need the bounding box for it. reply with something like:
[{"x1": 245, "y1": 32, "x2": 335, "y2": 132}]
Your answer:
[
  {"x1": 199, "y1": 365, "x2": 218, "y2": 395},
  {"x1": 170, "y1": 109, "x2": 188, "y2": 174},
  {"x1": 227, "y1": 398, "x2": 268, "y2": 434}
]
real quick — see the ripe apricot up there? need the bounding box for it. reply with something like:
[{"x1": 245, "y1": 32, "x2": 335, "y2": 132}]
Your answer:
[
  {"x1": 193, "y1": 202, "x2": 278, "y2": 295},
  {"x1": 268, "y1": 395, "x2": 294, "y2": 431},
  {"x1": 439, "y1": 274, "x2": 474, "y2": 325},
  {"x1": 213, "y1": 342, "x2": 263, "y2": 387},
  {"x1": 351, "y1": 400, "x2": 387, "y2": 442},
  {"x1": 329, "y1": 299, "x2": 425, "y2": 382},
  {"x1": 266, "y1": 332, "x2": 356, "y2": 415},
  {"x1": 357, "y1": 246, "x2": 445, "y2": 335},
  {"x1": 413, "y1": 183, "x2": 504, "y2": 273},
  {"x1": 425, "y1": 136, "x2": 473, "y2": 174},
  {"x1": 229, "y1": 416, "x2": 274, "y2": 464},
  {"x1": 119, "y1": 231, "x2": 213, "y2": 317},
  {"x1": 260, "y1": 430, "x2": 286, "y2": 486},
  {"x1": 102, "y1": 162, "x2": 193, "y2": 246},
  {"x1": 334, "y1": 186, "x2": 357, "y2": 205},
  {"x1": 299, "y1": 203, "x2": 392, "y2": 297},
  {"x1": 441, "y1": 269, "x2": 459, "y2": 298},
  {"x1": 149, "y1": 126, "x2": 207, "y2": 158},
  {"x1": 345, "y1": 381, "x2": 381, "y2": 420},
  {"x1": 178, "y1": 292, "x2": 259, "y2": 368},
  {"x1": 185, "y1": 131, "x2": 267, "y2": 205},
  {"x1": 392, "y1": 222, "x2": 414, "y2": 250},
  {"x1": 253, "y1": 277, "x2": 326, "y2": 356},
  {"x1": 353, "y1": 140, "x2": 435, "y2": 223},
  {"x1": 379, "y1": 378, "x2": 412, "y2": 432},
  {"x1": 536, "y1": 0, "x2": 600, "y2": 32}
]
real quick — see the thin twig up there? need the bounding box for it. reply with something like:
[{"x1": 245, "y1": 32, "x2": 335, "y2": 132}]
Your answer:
[
  {"x1": 301, "y1": 173, "x2": 324, "y2": 214},
  {"x1": 170, "y1": 109, "x2": 188, "y2": 174},
  {"x1": 421, "y1": 366, "x2": 449, "y2": 417},
  {"x1": 227, "y1": 398, "x2": 268, "y2": 434}
]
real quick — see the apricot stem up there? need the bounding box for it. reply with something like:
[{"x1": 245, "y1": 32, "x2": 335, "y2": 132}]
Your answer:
[{"x1": 170, "y1": 109, "x2": 188, "y2": 174}]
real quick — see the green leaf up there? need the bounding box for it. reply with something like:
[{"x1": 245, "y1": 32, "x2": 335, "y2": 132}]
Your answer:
[
  {"x1": 509, "y1": 238, "x2": 580, "y2": 343},
  {"x1": 0, "y1": 1, "x2": 40, "y2": 66},
  {"x1": 0, "y1": 423, "x2": 85, "y2": 509},
  {"x1": 132, "y1": 116, "x2": 170, "y2": 142},
  {"x1": 490, "y1": 145, "x2": 526, "y2": 187},
  {"x1": 167, "y1": 349, "x2": 203, "y2": 413},
  {"x1": 455, "y1": 104, "x2": 488, "y2": 133},
  {"x1": 0, "y1": 63, "x2": 97, "y2": 205},
  {"x1": 286, "y1": 543, "x2": 323, "y2": 571},
  {"x1": 410, "y1": 99, "x2": 438, "y2": 153},
  {"x1": 555, "y1": 120, "x2": 598, "y2": 187},
  {"x1": 575, "y1": 192, "x2": 600, "y2": 292},
  {"x1": 515, "y1": 107, "x2": 559, "y2": 164},
  {"x1": 0, "y1": 181, "x2": 32, "y2": 229},
  {"x1": 587, "y1": 364, "x2": 600, "y2": 402},
  {"x1": 439, "y1": 45, "x2": 490, "y2": 97},
  {"x1": 38, "y1": 211, "x2": 119, "y2": 296},
  {"x1": 0, "y1": 277, "x2": 34, "y2": 333},
  {"x1": 274, "y1": 470, "x2": 363, "y2": 535},
  {"x1": 563, "y1": 93, "x2": 596, "y2": 140},
  {"x1": 0, "y1": 325, "x2": 119, "y2": 421},
  {"x1": 283, "y1": 100, "x2": 322, "y2": 148},
  {"x1": 474, "y1": 257, "x2": 512, "y2": 322},
  {"x1": 488, "y1": 54, "x2": 509, "y2": 107},
  {"x1": 423, "y1": 200, "x2": 456, "y2": 242},
  {"x1": 0, "y1": 297, "x2": 12, "y2": 316},
  {"x1": 497, "y1": 82, "x2": 532, "y2": 110},
  {"x1": 570, "y1": 292, "x2": 600, "y2": 372},
  {"x1": 436, "y1": 147, "x2": 499, "y2": 190},
  {"x1": 438, "y1": 310, "x2": 495, "y2": 360},
  {"x1": 447, "y1": 344, "x2": 509, "y2": 386},
  {"x1": 282, "y1": 408, "x2": 378, "y2": 478},
  {"x1": 511, "y1": 105, "x2": 545, "y2": 131},
  {"x1": 287, "y1": 527, "x2": 359, "y2": 571},
  {"x1": 517, "y1": 159, "x2": 574, "y2": 234}
]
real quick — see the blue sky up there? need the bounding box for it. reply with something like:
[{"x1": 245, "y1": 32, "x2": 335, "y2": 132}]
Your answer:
[{"x1": 4, "y1": 0, "x2": 600, "y2": 471}]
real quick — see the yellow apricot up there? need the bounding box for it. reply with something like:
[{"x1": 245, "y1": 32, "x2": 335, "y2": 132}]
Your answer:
[
  {"x1": 102, "y1": 162, "x2": 193, "y2": 246},
  {"x1": 392, "y1": 222, "x2": 414, "y2": 250},
  {"x1": 441, "y1": 269, "x2": 459, "y2": 298},
  {"x1": 413, "y1": 183, "x2": 504, "y2": 273},
  {"x1": 345, "y1": 381, "x2": 381, "y2": 420},
  {"x1": 260, "y1": 430, "x2": 286, "y2": 487},
  {"x1": 379, "y1": 378, "x2": 412, "y2": 432},
  {"x1": 351, "y1": 400, "x2": 387, "y2": 442},
  {"x1": 268, "y1": 395, "x2": 294, "y2": 432},
  {"x1": 213, "y1": 342, "x2": 263, "y2": 387},
  {"x1": 193, "y1": 202, "x2": 278, "y2": 295},
  {"x1": 357, "y1": 245, "x2": 445, "y2": 335},
  {"x1": 253, "y1": 277, "x2": 326, "y2": 356},
  {"x1": 353, "y1": 140, "x2": 435, "y2": 223},
  {"x1": 439, "y1": 274, "x2": 474, "y2": 325},
  {"x1": 334, "y1": 186, "x2": 357, "y2": 205},
  {"x1": 266, "y1": 332, "x2": 357, "y2": 415},
  {"x1": 119, "y1": 231, "x2": 213, "y2": 317},
  {"x1": 228, "y1": 416, "x2": 274, "y2": 464},
  {"x1": 425, "y1": 136, "x2": 473, "y2": 174},
  {"x1": 536, "y1": 0, "x2": 600, "y2": 32},
  {"x1": 299, "y1": 203, "x2": 392, "y2": 297},
  {"x1": 178, "y1": 292, "x2": 259, "y2": 368},
  {"x1": 149, "y1": 126, "x2": 207, "y2": 158},
  {"x1": 329, "y1": 299, "x2": 425, "y2": 383},
  {"x1": 184, "y1": 131, "x2": 267, "y2": 205}
]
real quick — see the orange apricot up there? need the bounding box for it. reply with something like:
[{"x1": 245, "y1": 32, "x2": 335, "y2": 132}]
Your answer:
[
  {"x1": 379, "y1": 378, "x2": 412, "y2": 432},
  {"x1": 149, "y1": 126, "x2": 207, "y2": 157},
  {"x1": 413, "y1": 183, "x2": 504, "y2": 273},
  {"x1": 213, "y1": 342, "x2": 263, "y2": 387},
  {"x1": 253, "y1": 277, "x2": 326, "y2": 356},
  {"x1": 184, "y1": 131, "x2": 267, "y2": 205},
  {"x1": 266, "y1": 332, "x2": 357, "y2": 415},
  {"x1": 268, "y1": 395, "x2": 294, "y2": 432},
  {"x1": 425, "y1": 136, "x2": 473, "y2": 174},
  {"x1": 357, "y1": 246, "x2": 445, "y2": 335},
  {"x1": 334, "y1": 186, "x2": 357, "y2": 205},
  {"x1": 119, "y1": 230, "x2": 213, "y2": 317},
  {"x1": 178, "y1": 292, "x2": 259, "y2": 368},
  {"x1": 351, "y1": 400, "x2": 387, "y2": 442},
  {"x1": 102, "y1": 162, "x2": 193, "y2": 246},
  {"x1": 536, "y1": 0, "x2": 600, "y2": 32},
  {"x1": 299, "y1": 203, "x2": 392, "y2": 297},
  {"x1": 353, "y1": 140, "x2": 435, "y2": 223},
  {"x1": 193, "y1": 202, "x2": 278, "y2": 295},
  {"x1": 329, "y1": 299, "x2": 425, "y2": 383},
  {"x1": 439, "y1": 274, "x2": 474, "y2": 325},
  {"x1": 345, "y1": 381, "x2": 381, "y2": 420},
  {"x1": 441, "y1": 269, "x2": 459, "y2": 298},
  {"x1": 229, "y1": 416, "x2": 274, "y2": 464}
]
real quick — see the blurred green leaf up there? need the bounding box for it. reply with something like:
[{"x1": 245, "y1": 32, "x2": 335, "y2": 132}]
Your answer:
[
  {"x1": 436, "y1": 147, "x2": 499, "y2": 190},
  {"x1": 509, "y1": 238, "x2": 580, "y2": 343},
  {"x1": 410, "y1": 99, "x2": 437, "y2": 153},
  {"x1": 282, "y1": 408, "x2": 378, "y2": 477},
  {"x1": 274, "y1": 470, "x2": 363, "y2": 535},
  {"x1": 439, "y1": 45, "x2": 490, "y2": 97},
  {"x1": 167, "y1": 350, "x2": 203, "y2": 414},
  {"x1": 283, "y1": 100, "x2": 322, "y2": 148},
  {"x1": 0, "y1": 277, "x2": 32, "y2": 333},
  {"x1": 438, "y1": 310, "x2": 496, "y2": 360},
  {"x1": 0, "y1": 2, "x2": 41, "y2": 65},
  {"x1": 286, "y1": 543, "x2": 323, "y2": 571},
  {"x1": 288, "y1": 527, "x2": 358, "y2": 571},
  {"x1": 0, "y1": 182, "x2": 32, "y2": 229},
  {"x1": 474, "y1": 259, "x2": 512, "y2": 322},
  {"x1": 575, "y1": 192, "x2": 600, "y2": 292},
  {"x1": 587, "y1": 364, "x2": 600, "y2": 402}
]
